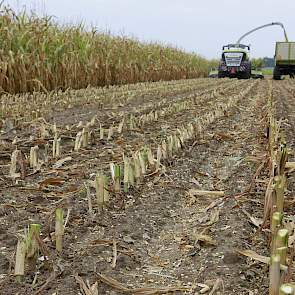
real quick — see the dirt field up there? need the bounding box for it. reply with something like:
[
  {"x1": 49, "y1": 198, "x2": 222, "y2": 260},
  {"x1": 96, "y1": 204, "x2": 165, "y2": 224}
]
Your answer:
[{"x1": 0, "y1": 78, "x2": 294, "y2": 294}]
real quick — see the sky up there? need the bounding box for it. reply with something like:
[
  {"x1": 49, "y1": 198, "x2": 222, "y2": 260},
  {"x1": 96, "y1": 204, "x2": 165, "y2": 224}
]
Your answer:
[{"x1": 4, "y1": 0, "x2": 295, "y2": 59}]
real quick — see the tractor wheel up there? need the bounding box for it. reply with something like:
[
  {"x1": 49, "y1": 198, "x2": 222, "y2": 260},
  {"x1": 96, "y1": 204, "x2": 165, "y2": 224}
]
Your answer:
[
  {"x1": 239, "y1": 70, "x2": 251, "y2": 79},
  {"x1": 273, "y1": 66, "x2": 281, "y2": 80},
  {"x1": 218, "y1": 71, "x2": 225, "y2": 78}
]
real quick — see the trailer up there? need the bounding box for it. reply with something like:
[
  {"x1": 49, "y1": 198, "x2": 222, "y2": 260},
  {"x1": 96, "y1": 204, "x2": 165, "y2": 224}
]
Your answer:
[{"x1": 273, "y1": 42, "x2": 295, "y2": 79}]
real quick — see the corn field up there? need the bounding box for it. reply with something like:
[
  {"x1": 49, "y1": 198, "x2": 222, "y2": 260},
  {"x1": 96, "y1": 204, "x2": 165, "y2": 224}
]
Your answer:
[{"x1": 0, "y1": 6, "x2": 213, "y2": 94}]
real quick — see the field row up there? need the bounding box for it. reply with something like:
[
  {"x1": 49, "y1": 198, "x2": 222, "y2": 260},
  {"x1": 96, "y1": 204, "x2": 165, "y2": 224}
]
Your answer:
[{"x1": 1, "y1": 79, "x2": 251, "y2": 187}]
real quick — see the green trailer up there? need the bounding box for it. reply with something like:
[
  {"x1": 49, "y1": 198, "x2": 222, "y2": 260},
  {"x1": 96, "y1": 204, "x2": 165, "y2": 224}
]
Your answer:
[{"x1": 273, "y1": 42, "x2": 295, "y2": 79}]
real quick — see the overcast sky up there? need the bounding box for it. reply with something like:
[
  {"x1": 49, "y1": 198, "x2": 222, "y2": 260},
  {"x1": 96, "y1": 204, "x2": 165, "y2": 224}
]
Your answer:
[{"x1": 4, "y1": 0, "x2": 295, "y2": 59}]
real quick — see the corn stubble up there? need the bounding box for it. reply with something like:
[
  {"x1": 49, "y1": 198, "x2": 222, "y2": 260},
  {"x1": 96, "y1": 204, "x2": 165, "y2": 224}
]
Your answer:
[
  {"x1": 14, "y1": 235, "x2": 26, "y2": 282},
  {"x1": 55, "y1": 208, "x2": 64, "y2": 252},
  {"x1": 14, "y1": 224, "x2": 41, "y2": 281}
]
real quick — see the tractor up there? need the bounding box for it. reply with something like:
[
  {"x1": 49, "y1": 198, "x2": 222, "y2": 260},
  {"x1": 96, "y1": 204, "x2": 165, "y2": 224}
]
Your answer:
[{"x1": 218, "y1": 44, "x2": 251, "y2": 79}]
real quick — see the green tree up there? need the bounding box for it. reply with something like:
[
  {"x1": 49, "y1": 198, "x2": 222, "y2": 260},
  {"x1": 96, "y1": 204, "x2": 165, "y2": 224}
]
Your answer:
[{"x1": 251, "y1": 58, "x2": 264, "y2": 69}]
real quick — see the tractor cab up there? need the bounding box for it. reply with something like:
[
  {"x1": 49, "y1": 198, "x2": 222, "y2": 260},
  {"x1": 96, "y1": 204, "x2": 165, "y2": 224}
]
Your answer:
[{"x1": 221, "y1": 44, "x2": 250, "y2": 65}]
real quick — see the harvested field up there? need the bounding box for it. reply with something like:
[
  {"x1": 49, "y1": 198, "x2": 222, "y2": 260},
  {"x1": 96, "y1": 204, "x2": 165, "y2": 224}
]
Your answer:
[{"x1": 0, "y1": 77, "x2": 295, "y2": 294}]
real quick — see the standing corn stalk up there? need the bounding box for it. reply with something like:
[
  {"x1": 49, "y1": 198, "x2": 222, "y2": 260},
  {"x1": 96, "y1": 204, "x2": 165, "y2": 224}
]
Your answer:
[{"x1": 0, "y1": 7, "x2": 210, "y2": 94}]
